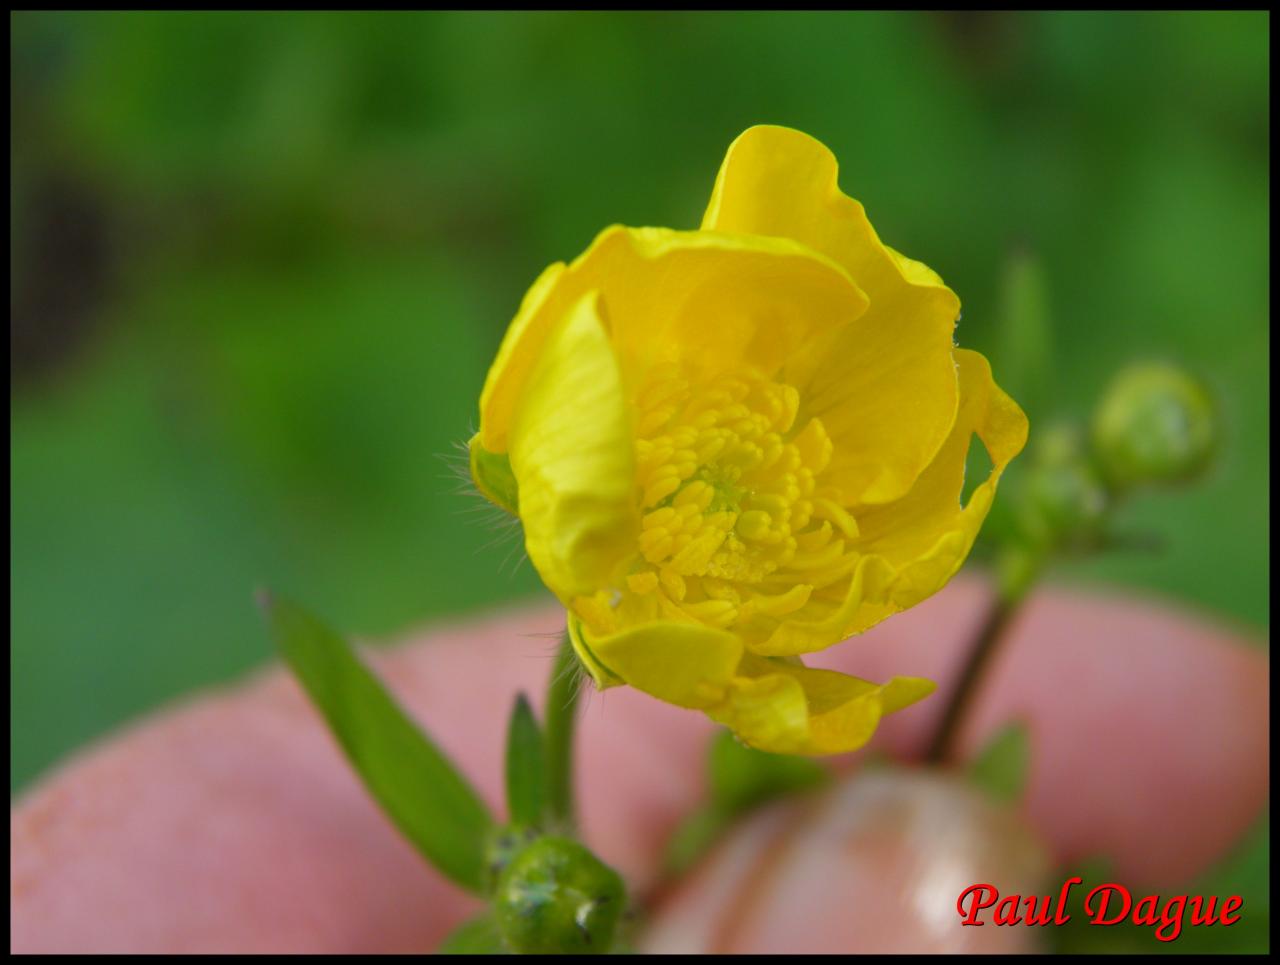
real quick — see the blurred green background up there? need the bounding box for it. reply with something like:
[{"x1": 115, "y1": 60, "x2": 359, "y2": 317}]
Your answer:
[{"x1": 10, "y1": 10, "x2": 1269, "y2": 951}]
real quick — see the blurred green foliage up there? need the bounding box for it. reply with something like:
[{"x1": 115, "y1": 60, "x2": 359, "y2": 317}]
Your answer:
[{"x1": 9, "y1": 12, "x2": 1269, "y2": 951}]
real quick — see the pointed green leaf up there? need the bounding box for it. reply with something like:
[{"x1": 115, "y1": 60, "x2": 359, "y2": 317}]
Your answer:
[
  {"x1": 968, "y1": 720, "x2": 1031, "y2": 804},
  {"x1": 505, "y1": 693, "x2": 546, "y2": 827},
  {"x1": 438, "y1": 914, "x2": 510, "y2": 954},
  {"x1": 661, "y1": 803, "x2": 731, "y2": 878},
  {"x1": 660, "y1": 730, "x2": 830, "y2": 879},
  {"x1": 708, "y1": 728, "x2": 829, "y2": 814},
  {"x1": 261, "y1": 593, "x2": 495, "y2": 893}
]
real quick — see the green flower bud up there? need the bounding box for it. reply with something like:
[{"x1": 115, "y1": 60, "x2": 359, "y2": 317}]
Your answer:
[
  {"x1": 493, "y1": 835, "x2": 626, "y2": 955},
  {"x1": 484, "y1": 823, "x2": 541, "y2": 894},
  {"x1": 1091, "y1": 362, "x2": 1218, "y2": 490},
  {"x1": 1024, "y1": 423, "x2": 1109, "y2": 547}
]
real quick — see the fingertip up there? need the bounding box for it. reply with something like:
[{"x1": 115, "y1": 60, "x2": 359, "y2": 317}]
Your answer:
[
  {"x1": 643, "y1": 769, "x2": 1051, "y2": 953},
  {"x1": 9, "y1": 597, "x2": 719, "y2": 952},
  {"x1": 957, "y1": 586, "x2": 1268, "y2": 884},
  {"x1": 810, "y1": 576, "x2": 1268, "y2": 884}
]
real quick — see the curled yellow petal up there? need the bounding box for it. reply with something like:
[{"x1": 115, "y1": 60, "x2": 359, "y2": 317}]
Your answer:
[
  {"x1": 478, "y1": 225, "x2": 869, "y2": 443},
  {"x1": 856, "y1": 348, "x2": 1028, "y2": 608},
  {"x1": 703, "y1": 124, "x2": 960, "y2": 506},
  {"x1": 755, "y1": 348, "x2": 1028, "y2": 656},
  {"x1": 479, "y1": 261, "x2": 567, "y2": 454},
  {"x1": 712, "y1": 653, "x2": 936, "y2": 755},
  {"x1": 507, "y1": 289, "x2": 638, "y2": 602},
  {"x1": 575, "y1": 619, "x2": 743, "y2": 709}
]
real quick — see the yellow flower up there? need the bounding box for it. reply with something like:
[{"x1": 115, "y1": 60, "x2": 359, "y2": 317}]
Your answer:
[{"x1": 469, "y1": 125, "x2": 1028, "y2": 755}]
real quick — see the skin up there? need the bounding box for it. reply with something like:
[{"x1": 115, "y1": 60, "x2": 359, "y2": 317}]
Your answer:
[{"x1": 9, "y1": 575, "x2": 1269, "y2": 953}]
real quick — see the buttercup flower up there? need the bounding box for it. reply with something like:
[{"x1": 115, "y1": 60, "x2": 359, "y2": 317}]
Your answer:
[{"x1": 469, "y1": 126, "x2": 1028, "y2": 754}]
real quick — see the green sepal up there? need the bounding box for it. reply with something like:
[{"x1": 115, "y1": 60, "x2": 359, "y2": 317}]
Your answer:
[
  {"x1": 438, "y1": 914, "x2": 510, "y2": 954},
  {"x1": 484, "y1": 823, "x2": 542, "y2": 895},
  {"x1": 469, "y1": 433, "x2": 519, "y2": 514}
]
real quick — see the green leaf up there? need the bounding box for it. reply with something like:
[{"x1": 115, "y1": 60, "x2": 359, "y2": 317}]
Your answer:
[
  {"x1": 708, "y1": 728, "x2": 829, "y2": 814},
  {"x1": 261, "y1": 592, "x2": 495, "y2": 893},
  {"x1": 661, "y1": 803, "x2": 731, "y2": 878},
  {"x1": 660, "y1": 731, "x2": 831, "y2": 879},
  {"x1": 505, "y1": 693, "x2": 546, "y2": 827},
  {"x1": 438, "y1": 914, "x2": 510, "y2": 954},
  {"x1": 967, "y1": 721, "x2": 1031, "y2": 804}
]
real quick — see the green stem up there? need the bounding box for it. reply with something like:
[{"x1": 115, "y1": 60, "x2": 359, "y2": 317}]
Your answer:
[
  {"x1": 924, "y1": 548, "x2": 1043, "y2": 765},
  {"x1": 544, "y1": 633, "x2": 583, "y2": 829}
]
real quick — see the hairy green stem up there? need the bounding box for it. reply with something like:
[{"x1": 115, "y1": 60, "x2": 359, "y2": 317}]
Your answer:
[{"x1": 544, "y1": 633, "x2": 583, "y2": 828}]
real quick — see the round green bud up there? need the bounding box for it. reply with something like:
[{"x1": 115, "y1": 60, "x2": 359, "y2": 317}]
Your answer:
[
  {"x1": 1024, "y1": 423, "x2": 1110, "y2": 547},
  {"x1": 1091, "y1": 362, "x2": 1218, "y2": 490},
  {"x1": 493, "y1": 835, "x2": 626, "y2": 955},
  {"x1": 483, "y1": 823, "x2": 541, "y2": 893}
]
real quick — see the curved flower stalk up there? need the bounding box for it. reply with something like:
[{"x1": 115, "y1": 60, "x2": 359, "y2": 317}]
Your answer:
[{"x1": 470, "y1": 126, "x2": 1028, "y2": 755}]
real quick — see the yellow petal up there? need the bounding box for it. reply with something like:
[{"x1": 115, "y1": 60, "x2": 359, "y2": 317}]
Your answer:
[
  {"x1": 754, "y1": 349, "x2": 1028, "y2": 655},
  {"x1": 479, "y1": 225, "x2": 868, "y2": 438},
  {"x1": 712, "y1": 653, "x2": 935, "y2": 755},
  {"x1": 581, "y1": 227, "x2": 869, "y2": 389},
  {"x1": 577, "y1": 618, "x2": 743, "y2": 709},
  {"x1": 751, "y1": 554, "x2": 896, "y2": 657},
  {"x1": 855, "y1": 348, "x2": 1028, "y2": 601},
  {"x1": 702, "y1": 124, "x2": 960, "y2": 505},
  {"x1": 507, "y1": 290, "x2": 638, "y2": 602},
  {"x1": 884, "y1": 243, "x2": 947, "y2": 288},
  {"x1": 478, "y1": 261, "x2": 567, "y2": 453},
  {"x1": 713, "y1": 673, "x2": 811, "y2": 752}
]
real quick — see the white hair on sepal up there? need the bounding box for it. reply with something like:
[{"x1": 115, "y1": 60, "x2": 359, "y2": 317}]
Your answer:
[{"x1": 435, "y1": 432, "x2": 528, "y2": 576}]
